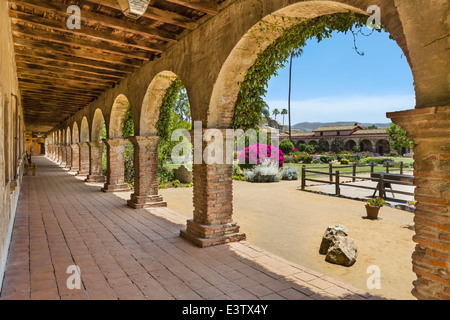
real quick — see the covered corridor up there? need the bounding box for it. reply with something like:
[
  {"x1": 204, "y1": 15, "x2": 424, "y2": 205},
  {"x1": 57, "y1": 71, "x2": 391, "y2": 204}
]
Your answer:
[{"x1": 0, "y1": 156, "x2": 377, "y2": 300}]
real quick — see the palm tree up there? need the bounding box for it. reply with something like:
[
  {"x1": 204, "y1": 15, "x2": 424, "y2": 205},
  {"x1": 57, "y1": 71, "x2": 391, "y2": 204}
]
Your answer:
[
  {"x1": 272, "y1": 108, "x2": 280, "y2": 121},
  {"x1": 281, "y1": 108, "x2": 288, "y2": 125},
  {"x1": 261, "y1": 101, "x2": 270, "y2": 119}
]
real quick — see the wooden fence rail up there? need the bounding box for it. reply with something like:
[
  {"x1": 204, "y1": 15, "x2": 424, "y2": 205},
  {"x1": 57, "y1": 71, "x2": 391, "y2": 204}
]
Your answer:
[{"x1": 300, "y1": 162, "x2": 413, "y2": 198}]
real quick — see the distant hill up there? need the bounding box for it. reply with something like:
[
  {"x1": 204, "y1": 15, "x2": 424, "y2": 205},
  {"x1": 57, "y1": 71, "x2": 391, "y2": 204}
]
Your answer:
[{"x1": 291, "y1": 122, "x2": 391, "y2": 132}]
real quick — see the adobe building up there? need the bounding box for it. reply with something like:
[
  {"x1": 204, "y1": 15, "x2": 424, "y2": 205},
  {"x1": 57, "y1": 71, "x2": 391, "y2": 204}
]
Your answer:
[{"x1": 280, "y1": 123, "x2": 406, "y2": 155}]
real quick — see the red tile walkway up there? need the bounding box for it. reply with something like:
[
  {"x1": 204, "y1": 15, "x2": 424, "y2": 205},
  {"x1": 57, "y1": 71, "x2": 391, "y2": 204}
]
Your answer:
[{"x1": 0, "y1": 156, "x2": 382, "y2": 300}]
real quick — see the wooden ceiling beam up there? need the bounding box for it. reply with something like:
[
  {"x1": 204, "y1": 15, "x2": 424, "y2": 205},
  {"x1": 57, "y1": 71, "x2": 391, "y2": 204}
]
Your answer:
[
  {"x1": 22, "y1": 96, "x2": 93, "y2": 105},
  {"x1": 22, "y1": 97, "x2": 92, "y2": 106},
  {"x1": 13, "y1": 37, "x2": 144, "y2": 68},
  {"x1": 18, "y1": 79, "x2": 106, "y2": 94},
  {"x1": 165, "y1": 0, "x2": 218, "y2": 16},
  {"x1": 15, "y1": 60, "x2": 130, "y2": 79},
  {"x1": 18, "y1": 74, "x2": 113, "y2": 90},
  {"x1": 11, "y1": 23, "x2": 152, "y2": 61},
  {"x1": 85, "y1": 0, "x2": 197, "y2": 30},
  {"x1": 20, "y1": 87, "x2": 99, "y2": 99},
  {"x1": 10, "y1": 0, "x2": 178, "y2": 43},
  {"x1": 17, "y1": 68, "x2": 117, "y2": 85},
  {"x1": 14, "y1": 51, "x2": 132, "y2": 77},
  {"x1": 8, "y1": 8, "x2": 166, "y2": 53}
]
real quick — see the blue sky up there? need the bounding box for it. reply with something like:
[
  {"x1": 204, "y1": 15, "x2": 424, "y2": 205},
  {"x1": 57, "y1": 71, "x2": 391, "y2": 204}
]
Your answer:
[{"x1": 264, "y1": 28, "x2": 415, "y2": 124}]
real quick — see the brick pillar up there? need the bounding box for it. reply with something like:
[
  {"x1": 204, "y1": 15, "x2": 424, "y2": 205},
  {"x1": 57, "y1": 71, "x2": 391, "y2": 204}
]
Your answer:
[
  {"x1": 69, "y1": 144, "x2": 80, "y2": 173},
  {"x1": 388, "y1": 106, "x2": 450, "y2": 300},
  {"x1": 86, "y1": 141, "x2": 106, "y2": 183},
  {"x1": 77, "y1": 142, "x2": 90, "y2": 176},
  {"x1": 50, "y1": 145, "x2": 55, "y2": 161},
  {"x1": 65, "y1": 146, "x2": 72, "y2": 169},
  {"x1": 127, "y1": 136, "x2": 166, "y2": 208},
  {"x1": 102, "y1": 138, "x2": 130, "y2": 192},
  {"x1": 180, "y1": 128, "x2": 245, "y2": 247}
]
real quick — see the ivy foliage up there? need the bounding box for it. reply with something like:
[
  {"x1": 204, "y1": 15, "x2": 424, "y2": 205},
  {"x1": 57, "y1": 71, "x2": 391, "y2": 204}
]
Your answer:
[
  {"x1": 122, "y1": 106, "x2": 135, "y2": 186},
  {"x1": 232, "y1": 12, "x2": 374, "y2": 130},
  {"x1": 122, "y1": 107, "x2": 134, "y2": 139}
]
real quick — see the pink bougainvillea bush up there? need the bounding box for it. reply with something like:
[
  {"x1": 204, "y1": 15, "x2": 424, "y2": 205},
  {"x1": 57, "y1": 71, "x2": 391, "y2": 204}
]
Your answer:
[{"x1": 237, "y1": 143, "x2": 284, "y2": 169}]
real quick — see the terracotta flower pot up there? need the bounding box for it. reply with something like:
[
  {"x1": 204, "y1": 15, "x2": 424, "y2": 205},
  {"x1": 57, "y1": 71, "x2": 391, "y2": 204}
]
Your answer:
[{"x1": 365, "y1": 204, "x2": 381, "y2": 220}]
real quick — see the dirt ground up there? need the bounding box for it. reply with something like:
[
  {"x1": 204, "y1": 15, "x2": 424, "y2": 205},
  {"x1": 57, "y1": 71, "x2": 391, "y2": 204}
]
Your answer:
[{"x1": 160, "y1": 180, "x2": 416, "y2": 300}]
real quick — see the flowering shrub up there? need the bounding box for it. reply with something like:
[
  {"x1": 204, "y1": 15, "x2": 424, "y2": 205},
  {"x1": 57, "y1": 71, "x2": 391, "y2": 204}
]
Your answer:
[
  {"x1": 281, "y1": 166, "x2": 299, "y2": 180},
  {"x1": 238, "y1": 143, "x2": 284, "y2": 169},
  {"x1": 244, "y1": 160, "x2": 281, "y2": 183}
]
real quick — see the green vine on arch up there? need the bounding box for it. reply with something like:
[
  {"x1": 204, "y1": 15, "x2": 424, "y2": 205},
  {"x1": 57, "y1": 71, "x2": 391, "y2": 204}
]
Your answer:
[
  {"x1": 156, "y1": 78, "x2": 192, "y2": 182},
  {"x1": 232, "y1": 12, "x2": 378, "y2": 131},
  {"x1": 122, "y1": 106, "x2": 135, "y2": 186}
]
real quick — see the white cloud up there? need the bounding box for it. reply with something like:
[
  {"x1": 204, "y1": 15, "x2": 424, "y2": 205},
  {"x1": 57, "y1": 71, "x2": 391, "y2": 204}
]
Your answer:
[{"x1": 266, "y1": 94, "x2": 415, "y2": 124}]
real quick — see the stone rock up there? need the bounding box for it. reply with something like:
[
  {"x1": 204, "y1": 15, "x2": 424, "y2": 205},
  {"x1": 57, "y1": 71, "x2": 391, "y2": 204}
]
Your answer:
[
  {"x1": 173, "y1": 164, "x2": 193, "y2": 184},
  {"x1": 325, "y1": 236, "x2": 358, "y2": 267},
  {"x1": 319, "y1": 224, "x2": 348, "y2": 255}
]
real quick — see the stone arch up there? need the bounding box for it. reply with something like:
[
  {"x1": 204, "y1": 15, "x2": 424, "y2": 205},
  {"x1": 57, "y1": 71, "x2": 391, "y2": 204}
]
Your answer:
[
  {"x1": 376, "y1": 139, "x2": 390, "y2": 155},
  {"x1": 139, "y1": 70, "x2": 179, "y2": 136},
  {"x1": 80, "y1": 117, "x2": 89, "y2": 143},
  {"x1": 109, "y1": 94, "x2": 132, "y2": 139},
  {"x1": 207, "y1": 0, "x2": 414, "y2": 128},
  {"x1": 72, "y1": 122, "x2": 79, "y2": 144},
  {"x1": 91, "y1": 109, "x2": 105, "y2": 142},
  {"x1": 309, "y1": 140, "x2": 318, "y2": 146},
  {"x1": 296, "y1": 140, "x2": 306, "y2": 147},
  {"x1": 359, "y1": 139, "x2": 373, "y2": 152}
]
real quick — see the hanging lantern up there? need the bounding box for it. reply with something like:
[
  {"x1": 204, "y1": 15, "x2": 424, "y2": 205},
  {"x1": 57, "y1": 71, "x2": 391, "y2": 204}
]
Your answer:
[{"x1": 117, "y1": 0, "x2": 151, "y2": 19}]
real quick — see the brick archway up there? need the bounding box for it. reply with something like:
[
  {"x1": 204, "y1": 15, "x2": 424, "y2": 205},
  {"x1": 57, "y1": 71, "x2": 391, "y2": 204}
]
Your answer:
[
  {"x1": 139, "y1": 70, "x2": 179, "y2": 137},
  {"x1": 109, "y1": 94, "x2": 132, "y2": 139},
  {"x1": 102, "y1": 94, "x2": 134, "y2": 192}
]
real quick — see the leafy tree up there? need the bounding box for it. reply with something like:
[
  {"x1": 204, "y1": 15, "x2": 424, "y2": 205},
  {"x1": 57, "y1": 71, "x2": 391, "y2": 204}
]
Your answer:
[
  {"x1": 272, "y1": 108, "x2": 280, "y2": 121},
  {"x1": 279, "y1": 139, "x2": 294, "y2": 155},
  {"x1": 387, "y1": 123, "x2": 413, "y2": 152},
  {"x1": 331, "y1": 137, "x2": 344, "y2": 153},
  {"x1": 281, "y1": 108, "x2": 288, "y2": 125},
  {"x1": 366, "y1": 125, "x2": 378, "y2": 129},
  {"x1": 261, "y1": 101, "x2": 270, "y2": 119}
]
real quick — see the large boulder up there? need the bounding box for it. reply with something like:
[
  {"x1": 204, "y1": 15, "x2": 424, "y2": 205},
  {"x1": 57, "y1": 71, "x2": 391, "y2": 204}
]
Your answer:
[
  {"x1": 325, "y1": 236, "x2": 358, "y2": 267},
  {"x1": 319, "y1": 224, "x2": 348, "y2": 255}
]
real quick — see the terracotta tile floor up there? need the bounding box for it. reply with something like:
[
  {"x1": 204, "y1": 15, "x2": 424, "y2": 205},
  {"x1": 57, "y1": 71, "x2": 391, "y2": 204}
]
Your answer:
[{"x1": 0, "y1": 156, "x2": 382, "y2": 300}]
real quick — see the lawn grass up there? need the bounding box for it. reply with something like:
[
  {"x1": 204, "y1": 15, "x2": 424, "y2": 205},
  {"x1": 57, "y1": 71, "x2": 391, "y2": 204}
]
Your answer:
[{"x1": 164, "y1": 163, "x2": 192, "y2": 171}]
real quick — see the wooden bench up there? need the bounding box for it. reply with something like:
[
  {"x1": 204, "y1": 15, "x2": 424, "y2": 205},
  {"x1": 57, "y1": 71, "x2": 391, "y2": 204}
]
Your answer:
[{"x1": 25, "y1": 155, "x2": 36, "y2": 176}]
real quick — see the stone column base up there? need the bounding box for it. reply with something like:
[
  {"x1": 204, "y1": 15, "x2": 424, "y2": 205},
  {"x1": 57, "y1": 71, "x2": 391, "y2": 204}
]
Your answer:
[
  {"x1": 127, "y1": 194, "x2": 167, "y2": 209},
  {"x1": 102, "y1": 183, "x2": 130, "y2": 193},
  {"x1": 76, "y1": 170, "x2": 89, "y2": 176},
  {"x1": 180, "y1": 219, "x2": 246, "y2": 248},
  {"x1": 85, "y1": 175, "x2": 106, "y2": 183}
]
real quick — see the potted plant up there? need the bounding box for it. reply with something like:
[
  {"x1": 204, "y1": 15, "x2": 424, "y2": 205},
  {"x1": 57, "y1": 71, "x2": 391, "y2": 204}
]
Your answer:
[{"x1": 365, "y1": 197, "x2": 386, "y2": 220}]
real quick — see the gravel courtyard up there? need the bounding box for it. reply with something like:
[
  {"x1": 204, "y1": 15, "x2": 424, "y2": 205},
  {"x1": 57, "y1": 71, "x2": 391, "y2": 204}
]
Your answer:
[{"x1": 160, "y1": 180, "x2": 416, "y2": 300}]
